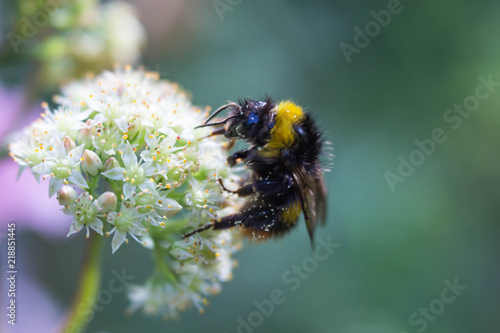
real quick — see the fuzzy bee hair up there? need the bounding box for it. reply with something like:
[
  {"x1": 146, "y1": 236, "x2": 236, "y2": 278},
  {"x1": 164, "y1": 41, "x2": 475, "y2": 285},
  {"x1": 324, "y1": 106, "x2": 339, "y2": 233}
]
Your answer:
[{"x1": 184, "y1": 98, "x2": 327, "y2": 243}]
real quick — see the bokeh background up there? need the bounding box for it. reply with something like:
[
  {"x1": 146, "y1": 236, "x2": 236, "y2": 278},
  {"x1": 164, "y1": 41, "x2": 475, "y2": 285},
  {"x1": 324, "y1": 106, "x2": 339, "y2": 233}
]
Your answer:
[{"x1": 1, "y1": 0, "x2": 499, "y2": 332}]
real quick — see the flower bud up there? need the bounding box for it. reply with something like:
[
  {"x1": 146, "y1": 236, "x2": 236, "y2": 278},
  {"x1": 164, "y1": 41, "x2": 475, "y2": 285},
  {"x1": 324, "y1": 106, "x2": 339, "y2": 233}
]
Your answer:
[
  {"x1": 103, "y1": 157, "x2": 120, "y2": 173},
  {"x1": 96, "y1": 192, "x2": 117, "y2": 213},
  {"x1": 82, "y1": 149, "x2": 103, "y2": 176},
  {"x1": 78, "y1": 120, "x2": 94, "y2": 149},
  {"x1": 62, "y1": 136, "x2": 76, "y2": 153},
  {"x1": 57, "y1": 185, "x2": 77, "y2": 206}
]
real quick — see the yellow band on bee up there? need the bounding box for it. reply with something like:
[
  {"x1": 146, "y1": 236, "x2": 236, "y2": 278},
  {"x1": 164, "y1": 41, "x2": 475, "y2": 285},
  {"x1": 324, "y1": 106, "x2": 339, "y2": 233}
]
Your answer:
[
  {"x1": 276, "y1": 100, "x2": 304, "y2": 124},
  {"x1": 259, "y1": 101, "x2": 304, "y2": 158},
  {"x1": 281, "y1": 202, "x2": 301, "y2": 225}
]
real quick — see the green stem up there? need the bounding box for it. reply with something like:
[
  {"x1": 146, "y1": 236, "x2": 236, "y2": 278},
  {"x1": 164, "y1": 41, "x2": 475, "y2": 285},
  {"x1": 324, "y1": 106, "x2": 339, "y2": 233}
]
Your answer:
[
  {"x1": 61, "y1": 230, "x2": 104, "y2": 333},
  {"x1": 88, "y1": 175, "x2": 100, "y2": 194},
  {"x1": 110, "y1": 181, "x2": 123, "y2": 202},
  {"x1": 153, "y1": 241, "x2": 177, "y2": 283}
]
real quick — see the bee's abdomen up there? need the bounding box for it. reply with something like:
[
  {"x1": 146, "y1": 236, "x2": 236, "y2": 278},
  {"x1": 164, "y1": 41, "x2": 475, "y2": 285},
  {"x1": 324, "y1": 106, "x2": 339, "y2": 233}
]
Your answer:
[
  {"x1": 212, "y1": 175, "x2": 302, "y2": 239},
  {"x1": 279, "y1": 201, "x2": 302, "y2": 225}
]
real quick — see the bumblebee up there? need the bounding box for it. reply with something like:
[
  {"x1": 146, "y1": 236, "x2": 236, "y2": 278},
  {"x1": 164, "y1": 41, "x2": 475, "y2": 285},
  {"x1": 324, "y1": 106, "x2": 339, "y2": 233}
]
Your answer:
[{"x1": 184, "y1": 97, "x2": 327, "y2": 243}]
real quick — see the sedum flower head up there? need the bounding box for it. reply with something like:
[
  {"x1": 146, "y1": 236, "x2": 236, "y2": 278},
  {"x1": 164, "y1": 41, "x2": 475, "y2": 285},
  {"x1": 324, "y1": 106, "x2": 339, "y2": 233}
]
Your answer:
[{"x1": 8, "y1": 67, "x2": 244, "y2": 318}]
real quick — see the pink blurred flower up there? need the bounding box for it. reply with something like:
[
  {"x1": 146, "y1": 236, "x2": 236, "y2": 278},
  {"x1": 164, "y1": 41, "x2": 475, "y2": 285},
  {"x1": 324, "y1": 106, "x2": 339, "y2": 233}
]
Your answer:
[
  {"x1": 0, "y1": 86, "x2": 66, "y2": 333},
  {"x1": 0, "y1": 159, "x2": 69, "y2": 237},
  {"x1": 0, "y1": 85, "x2": 68, "y2": 237},
  {"x1": 1, "y1": 273, "x2": 62, "y2": 333},
  {"x1": 0, "y1": 85, "x2": 22, "y2": 144}
]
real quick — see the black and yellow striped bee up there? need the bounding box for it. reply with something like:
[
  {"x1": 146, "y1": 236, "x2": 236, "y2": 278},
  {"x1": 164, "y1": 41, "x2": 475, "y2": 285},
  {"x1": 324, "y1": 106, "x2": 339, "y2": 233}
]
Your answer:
[{"x1": 184, "y1": 97, "x2": 327, "y2": 243}]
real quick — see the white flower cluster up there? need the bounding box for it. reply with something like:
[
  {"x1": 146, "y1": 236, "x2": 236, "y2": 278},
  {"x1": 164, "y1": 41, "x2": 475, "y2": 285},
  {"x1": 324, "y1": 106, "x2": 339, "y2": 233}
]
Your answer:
[
  {"x1": 8, "y1": 67, "x2": 243, "y2": 317},
  {"x1": 129, "y1": 228, "x2": 240, "y2": 319}
]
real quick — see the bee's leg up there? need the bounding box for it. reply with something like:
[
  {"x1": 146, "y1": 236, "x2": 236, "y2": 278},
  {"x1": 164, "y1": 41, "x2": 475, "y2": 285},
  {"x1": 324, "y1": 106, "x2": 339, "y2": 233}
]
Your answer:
[
  {"x1": 212, "y1": 214, "x2": 245, "y2": 230},
  {"x1": 183, "y1": 202, "x2": 287, "y2": 238},
  {"x1": 227, "y1": 148, "x2": 252, "y2": 166},
  {"x1": 217, "y1": 178, "x2": 255, "y2": 196},
  {"x1": 224, "y1": 139, "x2": 236, "y2": 151},
  {"x1": 182, "y1": 221, "x2": 215, "y2": 238},
  {"x1": 182, "y1": 213, "x2": 244, "y2": 238}
]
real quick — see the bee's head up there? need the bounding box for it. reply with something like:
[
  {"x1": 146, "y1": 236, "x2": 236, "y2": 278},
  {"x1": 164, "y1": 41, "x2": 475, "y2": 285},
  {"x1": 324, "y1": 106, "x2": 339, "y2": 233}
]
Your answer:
[
  {"x1": 196, "y1": 98, "x2": 275, "y2": 143},
  {"x1": 223, "y1": 100, "x2": 270, "y2": 139}
]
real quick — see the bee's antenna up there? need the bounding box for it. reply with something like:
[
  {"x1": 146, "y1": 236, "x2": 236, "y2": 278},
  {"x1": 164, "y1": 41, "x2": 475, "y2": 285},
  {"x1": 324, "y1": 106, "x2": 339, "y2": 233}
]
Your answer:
[
  {"x1": 200, "y1": 127, "x2": 226, "y2": 139},
  {"x1": 203, "y1": 102, "x2": 240, "y2": 125},
  {"x1": 194, "y1": 115, "x2": 239, "y2": 129}
]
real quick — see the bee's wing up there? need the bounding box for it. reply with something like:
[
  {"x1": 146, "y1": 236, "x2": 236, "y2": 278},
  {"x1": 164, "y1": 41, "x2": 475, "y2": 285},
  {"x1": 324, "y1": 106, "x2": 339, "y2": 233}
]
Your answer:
[
  {"x1": 292, "y1": 167, "x2": 327, "y2": 243},
  {"x1": 313, "y1": 170, "x2": 327, "y2": 226}
]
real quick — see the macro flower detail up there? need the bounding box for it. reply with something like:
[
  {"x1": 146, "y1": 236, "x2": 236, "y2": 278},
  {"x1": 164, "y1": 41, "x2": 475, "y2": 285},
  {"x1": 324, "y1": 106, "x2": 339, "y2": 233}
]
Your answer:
[
  {"x1": 62, "y1": 191, "x2": 104, "y2": 238},
  {"x1": 8, "y1": 67, "x2": 244, "y2": 319},
  {"x1": 82, "y1": 149, "x2": 104, "y2": 176},
  {"x1": 128, "y1": 229, "x2": 240, "y2": 319},
  {"x1": 106, "y1": 202, "x2": 148, "y2": 253},
  {"x1": 184, "y1": 175, "x2": 225, "y2": 221},
  {"x1": 31, "y1": 142, "x2": 88, "y2": 198},
  {"x1": 132, "y1": 188, "x2": 182, "y2": 226},
  {"x1": 102, "y1": 142, "x2": 158, "y2": 199},
  {"x1": 57, "y1": 185, "x2": 78, "y2": 206},
  {"x1": 96, "y1": 191, "x2": 118, "y2": 214}
]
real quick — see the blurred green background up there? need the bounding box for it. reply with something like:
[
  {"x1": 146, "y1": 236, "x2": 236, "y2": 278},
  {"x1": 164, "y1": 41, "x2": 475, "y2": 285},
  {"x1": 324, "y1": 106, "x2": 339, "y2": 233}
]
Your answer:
[{"x1": 2, "y1": 0, "x2": 500, "y2": 332}]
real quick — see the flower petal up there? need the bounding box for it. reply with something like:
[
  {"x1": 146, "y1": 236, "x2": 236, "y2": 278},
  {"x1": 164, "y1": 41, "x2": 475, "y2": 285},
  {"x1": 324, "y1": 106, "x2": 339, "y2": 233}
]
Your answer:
[
  {"x1": 102, "y1": 167, "x2": 126, "y2": 180},
  {"x1": 89, "y1": 218, "x2": 104, "y2": 235},
  {"x1": 28, "y1": 168, "x2": 41, "y2": 184},
  {"x1": 161, "y1": 199, "x2": 182, "y2": 218},
  {"x1": 114, "y1": 117, "x2": 129, "y2": 133},
  {"x1": 104, "y1": 148, "x2": 116, "y2": 156},
  {"x1": 130, "y1": 224, "x2": 147, "y2": 235},
  {"x1": 156, "y1": 164, "x2": 169, "y2": 179},
  {"x1": 123, "y1": 182, "x2": 135, "y2": 199},
  {"x1": 112, "y1": 230, "x2": 127, "y2": 253},
  {"x1": 121, "y1": 142, "x2": 137, "y2": 167},
  {"x1": 67, "y1": 220, "x2": 81, "y2": 237},
  {"x1": 138, "y1": 181, "x2": 155, "y2": 193},
  {"x1": 68, "y1": 144, "x2": 85, "y2": 165},
  {"x1": 144, "y1": 164, "x2": 158, "y2": 177},
  {"x1": 32, "y1": 161, "x2": 55, "y2": 175},
  {"x1": 140, "y1": 150, "x2": 153, "y2": 162},
  {"x1": 68, "y1": 170, "x2": 88, "y2": 188},
  {"x1": 144, "y1": 129, "x2": 156, "y2": 148},
  {"x1": 49, "y1": 177, "x2": 64, "y2": 198},
  {"x1": 170, "y1": 247, "x2": 194, "y2": 261}
]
